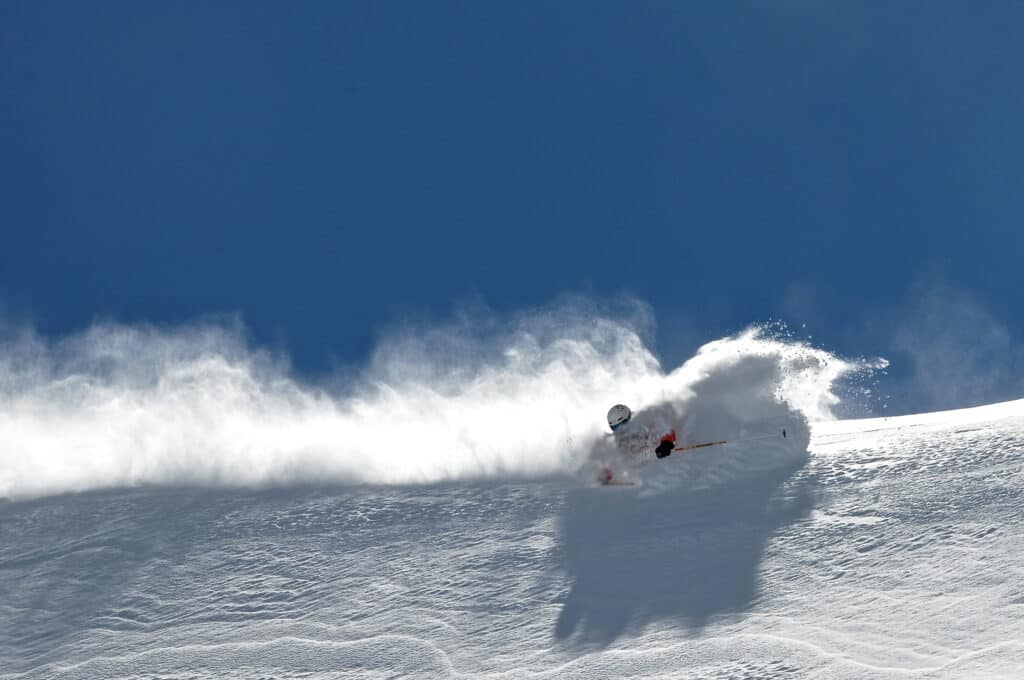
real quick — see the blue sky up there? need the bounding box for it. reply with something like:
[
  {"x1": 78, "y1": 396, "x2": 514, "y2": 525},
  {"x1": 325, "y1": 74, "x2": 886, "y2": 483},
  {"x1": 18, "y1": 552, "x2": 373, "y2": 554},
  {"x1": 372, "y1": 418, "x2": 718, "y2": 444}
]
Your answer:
[{"x1": 2, "y1": 2, "x2": 1023, "y2": 411}]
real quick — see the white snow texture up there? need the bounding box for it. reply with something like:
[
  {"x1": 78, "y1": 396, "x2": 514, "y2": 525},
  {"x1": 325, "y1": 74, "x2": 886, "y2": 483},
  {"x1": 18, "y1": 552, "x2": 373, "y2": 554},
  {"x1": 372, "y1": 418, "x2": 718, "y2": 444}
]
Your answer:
[
  {"x1": 0, "y1": 313, "x2": 851, "y2": 500},
  {"x1": 0, "y1": 312, "x2": 1020, "y2": 678}
]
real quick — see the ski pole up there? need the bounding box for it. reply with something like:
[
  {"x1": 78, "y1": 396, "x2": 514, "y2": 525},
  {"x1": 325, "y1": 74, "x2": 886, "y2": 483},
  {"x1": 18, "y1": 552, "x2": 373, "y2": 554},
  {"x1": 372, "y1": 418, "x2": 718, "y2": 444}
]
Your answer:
[
  {"x1": 673, "y1": 439, "x2": 728, "y2": 452},
  {"x1": 673, "y1": 428, "x2": 786, "y2": 453}
]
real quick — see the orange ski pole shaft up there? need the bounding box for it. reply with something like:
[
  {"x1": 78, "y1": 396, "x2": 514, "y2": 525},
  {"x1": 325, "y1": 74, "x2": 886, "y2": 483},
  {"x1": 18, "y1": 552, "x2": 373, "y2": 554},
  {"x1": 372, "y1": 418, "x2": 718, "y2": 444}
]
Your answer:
[
  {"x1": 672, "y1": 428, "x2": 786, "y2": 453},
  {"x1": 673, "y1": 439, "x2": 728, "y2": 452}
]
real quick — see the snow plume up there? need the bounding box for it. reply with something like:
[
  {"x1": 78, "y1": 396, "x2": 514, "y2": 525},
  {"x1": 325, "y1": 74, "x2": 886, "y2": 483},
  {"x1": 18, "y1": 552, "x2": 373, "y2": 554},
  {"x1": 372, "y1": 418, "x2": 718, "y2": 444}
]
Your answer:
[
  {"x1": 0, "y1": 305, "x2": 868, "y2": 500},
  {"x1": 634, "y1": 329, "x2": 876, "y2": 493},
  {"x1": 889, "y1": 283, "x2": 1024, "y2": 412}
]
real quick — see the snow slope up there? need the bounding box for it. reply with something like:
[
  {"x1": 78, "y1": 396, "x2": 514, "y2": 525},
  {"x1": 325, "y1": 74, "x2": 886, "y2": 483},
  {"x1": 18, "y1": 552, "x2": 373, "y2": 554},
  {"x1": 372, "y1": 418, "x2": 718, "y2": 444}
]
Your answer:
[
  {"x1": 0, "y1": 318, "x2": 1020, "y2": 678},
  {"x1": 1, "y1": 398, "x2": 1021, "y2": 678}
]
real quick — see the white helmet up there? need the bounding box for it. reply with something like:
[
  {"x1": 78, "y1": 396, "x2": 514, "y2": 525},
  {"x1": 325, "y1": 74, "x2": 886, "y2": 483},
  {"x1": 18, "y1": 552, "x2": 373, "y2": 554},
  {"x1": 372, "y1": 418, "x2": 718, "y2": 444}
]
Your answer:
[{"x1": 607, "y1": 404, "x2": 632, "y2": 431}]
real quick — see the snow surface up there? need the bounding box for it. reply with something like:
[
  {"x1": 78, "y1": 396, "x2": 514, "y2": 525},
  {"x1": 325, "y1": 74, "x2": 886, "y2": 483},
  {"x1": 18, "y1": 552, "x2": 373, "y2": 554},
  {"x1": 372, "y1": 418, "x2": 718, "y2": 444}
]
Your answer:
[{"x1": 0, "y1": 321, "x2": 1021, "y2": 678}]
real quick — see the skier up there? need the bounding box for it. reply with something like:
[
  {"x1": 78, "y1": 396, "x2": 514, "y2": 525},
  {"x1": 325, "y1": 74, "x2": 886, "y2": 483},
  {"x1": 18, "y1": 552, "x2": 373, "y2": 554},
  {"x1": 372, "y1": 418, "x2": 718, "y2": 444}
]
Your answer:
[
  {"x1": 606, "y1": 404, "x2": 679, "y2": 459},
  {"x1": 596, "y1": 403, "x2": 680, "y2": 484},
  {"x1": 600, "y1": 405, "x2": 787, "y2": 485}
]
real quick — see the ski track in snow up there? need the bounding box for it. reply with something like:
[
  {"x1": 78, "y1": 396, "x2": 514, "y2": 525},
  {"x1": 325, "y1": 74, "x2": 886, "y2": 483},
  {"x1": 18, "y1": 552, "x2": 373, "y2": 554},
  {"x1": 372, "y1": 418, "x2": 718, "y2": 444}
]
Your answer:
[{"x1": 1, "y1": 399, "x2": 1022, "y2": 678}]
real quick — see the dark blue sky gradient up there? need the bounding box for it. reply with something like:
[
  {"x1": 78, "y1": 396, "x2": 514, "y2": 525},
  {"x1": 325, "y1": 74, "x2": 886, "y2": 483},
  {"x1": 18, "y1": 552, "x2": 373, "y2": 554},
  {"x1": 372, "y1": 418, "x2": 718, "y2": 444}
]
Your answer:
[{"x1": 2, "y1": 2, "x2": 1023, "y2": 406}]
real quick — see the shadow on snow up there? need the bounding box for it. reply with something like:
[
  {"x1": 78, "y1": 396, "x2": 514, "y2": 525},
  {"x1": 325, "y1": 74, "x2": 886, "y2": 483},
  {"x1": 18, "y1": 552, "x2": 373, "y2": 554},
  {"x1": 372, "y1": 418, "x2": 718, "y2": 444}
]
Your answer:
[{"x1": 554, "y1": 456, "x2": 814, "y2": 644}]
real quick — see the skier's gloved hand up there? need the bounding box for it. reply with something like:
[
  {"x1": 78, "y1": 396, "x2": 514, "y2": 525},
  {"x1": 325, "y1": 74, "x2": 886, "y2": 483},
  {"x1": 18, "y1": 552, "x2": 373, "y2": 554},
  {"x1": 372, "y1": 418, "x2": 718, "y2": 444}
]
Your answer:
[{"x1": 655, "y1": 440, "x2": 673, "y2": 458}]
